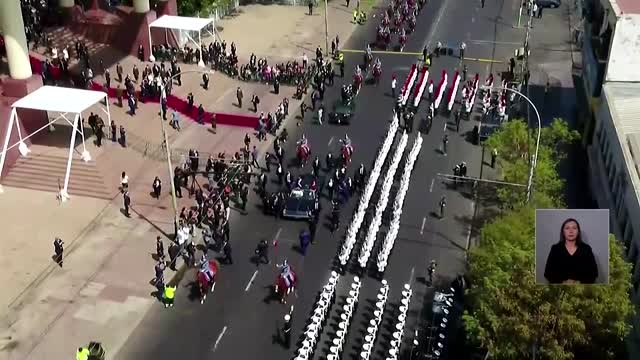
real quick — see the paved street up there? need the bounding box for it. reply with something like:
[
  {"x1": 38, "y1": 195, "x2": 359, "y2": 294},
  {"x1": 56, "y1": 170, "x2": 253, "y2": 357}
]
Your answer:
[{"x1": 115, "y1": 0, "x2": 528, "y2": 359}]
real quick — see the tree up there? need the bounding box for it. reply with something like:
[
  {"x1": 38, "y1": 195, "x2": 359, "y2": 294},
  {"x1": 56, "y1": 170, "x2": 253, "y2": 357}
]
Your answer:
[
  {"x1": 463, "y1": 117, "x2": 634, "y2": 359},
  {"x1": 483, "y1": 118, "x2": 580, "y2": 209},
  {"x1": 177, "y1": 0, "x2": 219, "y2": 17}
]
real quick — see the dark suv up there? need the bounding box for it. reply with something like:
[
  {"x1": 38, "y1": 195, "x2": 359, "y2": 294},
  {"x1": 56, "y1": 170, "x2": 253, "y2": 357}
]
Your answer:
[{"x1": 536, "y1": 0, "x2": 561, "y2": 8}]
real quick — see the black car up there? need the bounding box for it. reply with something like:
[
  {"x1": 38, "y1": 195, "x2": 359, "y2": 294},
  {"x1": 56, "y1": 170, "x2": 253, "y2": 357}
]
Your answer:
[
  {"x1": 536, "y1": 0, "x2": 561, "y2": 8},
  {"x1": 282, "y1": 175, "x2": 322, "y2": 219}
]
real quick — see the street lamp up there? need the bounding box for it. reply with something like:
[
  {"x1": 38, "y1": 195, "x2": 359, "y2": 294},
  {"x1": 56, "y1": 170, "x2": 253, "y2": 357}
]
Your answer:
[
  {"x1": 480, "y1": 85, "x2": 541, "y2": 203},
  {"x1": 158, "y1": 69, "x2": 214, "y2": 236}
]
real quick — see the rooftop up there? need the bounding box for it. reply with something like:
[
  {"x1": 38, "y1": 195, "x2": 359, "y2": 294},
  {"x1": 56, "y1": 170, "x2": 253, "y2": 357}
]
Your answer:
[
  {"x1": 604, "y1": 82, "x2": 640, "y2": 193},
  {"x1": 610, "y1": 0, "x2": 640, "y2": 16}
]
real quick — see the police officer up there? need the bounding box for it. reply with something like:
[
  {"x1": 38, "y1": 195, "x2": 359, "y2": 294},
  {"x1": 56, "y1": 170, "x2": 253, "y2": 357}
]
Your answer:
[
  {"x1": 240, "y1": 185, "x2": 249, "y2": 212},
  {"x1": 455, "y1": 109, "x2": 462, "y2": 132},
  {"x1": 163, "y1": 284, "x2": 176, "y2": 308},
  {"x1": 438, "y1": 196, "x2": 446, "y2": 219},
  {"x1": 331, "y1": 201, "x2": 341, "y2": 232},
  {"x1": 76, "y1": 347, "x2": 90, "y2": 360},
  {"x1": 283, "y1": 314, "x2": 293, "y2": 348},
  {"x1": 259, "y1": 171, "x2": 268, "y2": 194},
  {"x1": 428, "y1": 260, "x2": 437, "y2": 286},
  {"x1": 276, "y1": 163, "x2": 284, "y2": 185},
  {"x1": 256, "y1": 240, "x2": 270, "y2": 264},
  {"x1": 327, "y1": 177, "x2": 335, "y2": 200},
  {"x1": 453, "y1": 164, "x2": 461, "y2": 188},
  {"x1": 326, "y1": 152, "x2": 334, "y2": 171},
  {"x1": 441, "y1": 134, "x2": 449, "y2": 155},
  {"x1": 312, "y1": 156, "x2": 320, "y2": 176},
  {"x1": 338, "y1": 52, "x2": 345, "y2": 78}
]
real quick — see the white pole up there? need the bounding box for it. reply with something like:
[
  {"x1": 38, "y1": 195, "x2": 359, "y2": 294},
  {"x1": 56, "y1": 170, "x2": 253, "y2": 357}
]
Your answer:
[
  {"x1": 61, "y1": 113, "x2": 80, "y2": 201},
  {"x1": 198, "y1": 31, "x2": 205, "y2": 67},
  {"x1": 105, "y1": 94, "x2": 112, "y2": 125},
  {"x1": 148, "y1": 26, "x2": 155, "y2": 62},
  {"x1": 482, "y1": 85, "x2": 541, "y2": 203},
  {"x1": 324, "y1": 0, "x2": 330, "y2": 56},
  {"x1": 0, "y1": 108, "x2": 17, "y2": 189}
]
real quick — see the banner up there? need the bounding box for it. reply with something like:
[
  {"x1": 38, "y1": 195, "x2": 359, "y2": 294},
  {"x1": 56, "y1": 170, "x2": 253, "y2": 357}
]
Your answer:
[
  {"x1": 400, "y1": 64, "x2": 418, "y2": 106},
  {"x1": 434, "y1": 69, "x2": 448, "y2": 109},
  {"x1": 412, "y1": 67, "x2": 429, "y2": 108},
  {"x1": 447, "y1": 71, "x2": 461, "y2": 111},
  {"x1": 465, "y1": 73, "x2": 480, "y2": 113}
]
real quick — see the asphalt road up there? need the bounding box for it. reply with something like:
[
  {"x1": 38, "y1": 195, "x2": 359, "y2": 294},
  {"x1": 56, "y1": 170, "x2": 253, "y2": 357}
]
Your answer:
[{"x1": 115, "y1": 0, "x2": 525, "y2": 359}]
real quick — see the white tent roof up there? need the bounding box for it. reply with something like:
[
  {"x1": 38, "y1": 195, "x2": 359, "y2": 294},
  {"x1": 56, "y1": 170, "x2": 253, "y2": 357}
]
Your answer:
[
  {"x1": 11, "y1": 86, "x2": 106, "y2": 114},
  {"x1": 149, "y1": 15, "x2": 213, "y2": 32}
]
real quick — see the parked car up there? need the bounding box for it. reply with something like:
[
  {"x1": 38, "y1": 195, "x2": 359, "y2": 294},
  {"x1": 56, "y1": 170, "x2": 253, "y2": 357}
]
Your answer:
[{"x1": 536, "y1": 0, "x2": 561, "y2": 8}]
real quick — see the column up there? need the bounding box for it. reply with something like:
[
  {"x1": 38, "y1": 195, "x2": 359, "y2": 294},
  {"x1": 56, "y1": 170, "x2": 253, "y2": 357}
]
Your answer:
[
  {"x1": 0, "y1": 0, "x2": 33, "y2": 79},
  {"x1": 59, "y1": 0, "x2": 75, "y2": 7},
  {"x1": 134, "y1": 0, "x2": 150, "y2": 13}
]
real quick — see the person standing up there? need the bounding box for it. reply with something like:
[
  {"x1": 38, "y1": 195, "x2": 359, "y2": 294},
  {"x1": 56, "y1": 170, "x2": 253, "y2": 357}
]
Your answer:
[
  {"x1": 236, "y1": 87, "x2": 243, "y2": 108},
  {"x1": 251, "y1": 146, "x2": 260, "y2": 168},
  {"x1": 438, "y1": 196, "x2": 446, "y2": 219},
  {"x1": 133, "y1": 64, "x2": 140, "y2": 82},
  {"x1": 163, "y1": 284, "x2": 176, "y2": 308},
  {"x1": 282, "y1": 314, "x2": 293, "y2": 348},
  {"x1": 252, "y1": 95, "x2": 260, "y2": 112},
  {"x1": 318, "y1": 105, "x2": 324, "y2": 125},
  {"x1": 441, "y1": 134, "x2": 449, "y2": 155},
  {"x1": 427, "y1": 80, "x2": 434, "y2": 102},
  {"x1": 152, "y1": 176, "x2": 162, "y2": 199},
  {"x1": 308, "y1": 0, "x2": 313, "y2": 15},
  {"x1": 299, "y1": 230, "x2": 311, "y2": 256},
  {"x1": 116, "y1": 63, "x2": 123, "y2": 82},
  {"x1": 459, "y1": 42, "x2": 466, "y2": 59},
  {"x1": 156, "y1": 236, "x2": 165, "y2": 260},
  {"x1": 256, "y1": 240, "x2": 269, "y2": 264},
  {"x1": 53, "y1": 237, "x2": 64, "y2": 267},
  {"x1": 111, "y1": 121, "x2": 117, "y2": 142},
  {"x1": 198, "y1": 104, "x2": 205, "y2": 124},
  {"x1": 391, "y1": 74, "x2": 397, "y2": 98},
  {"x1": 123, "y1": 190, "x2": 131, "y2": 217},
  {"x1": 119, "y1": 125, "x2": 126, "y2": 147},
  {"x1": 491, "y1": 148, "x2": 498, "y2": 168},
  {"x1": 104, "y1": 69, "x2": 111, "y2": 89},
  {"x1": 202, "y1": 72, "x2": 209, "y2": 90},
  {"x1": 240, "y1": 185, "x2": 249, "y2": 212},
  {"x1": 223, "y1": 241, "x2": 233, "y2": 264}
]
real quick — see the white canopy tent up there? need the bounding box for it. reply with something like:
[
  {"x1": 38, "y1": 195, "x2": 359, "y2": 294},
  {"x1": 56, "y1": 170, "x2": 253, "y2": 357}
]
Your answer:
[
  {"x1": 148, "y1": 15, "x2": 216, "y2": 67},
  {"x1": 0, "y1": 86, "x2": 111, "y2": 201}
]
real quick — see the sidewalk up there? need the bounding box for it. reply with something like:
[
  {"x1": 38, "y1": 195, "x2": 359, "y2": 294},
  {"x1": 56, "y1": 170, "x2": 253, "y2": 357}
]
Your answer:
[{"x1": 0, "y1": 3, "x2": 362, "y2": 360}]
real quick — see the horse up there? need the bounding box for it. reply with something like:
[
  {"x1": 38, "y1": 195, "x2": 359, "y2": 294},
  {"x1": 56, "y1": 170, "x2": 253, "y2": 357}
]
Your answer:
[
  {"x1": 196, "y1": 261, "x2": 218, "y2": 304},
  {"x1": 297, "y1": 144, "x2": 311, "y2": 168},
  {"x1": 341, "y1": 144, "x2": 354, "y2": 165},
  {"x1": 353, "y1": 73, "x2": 363, "y2": 94},
  {"x1": 373, "y1": 65, "x2": 382, "y2": 85},
  {"x1": 274, "y1": 270, "x2": 297, "y2": 304}
]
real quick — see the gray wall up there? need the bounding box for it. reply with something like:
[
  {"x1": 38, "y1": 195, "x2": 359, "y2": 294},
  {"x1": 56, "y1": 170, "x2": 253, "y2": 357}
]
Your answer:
[{"x1": 535, "y1": 209, "x2": 610, "y2": 284}]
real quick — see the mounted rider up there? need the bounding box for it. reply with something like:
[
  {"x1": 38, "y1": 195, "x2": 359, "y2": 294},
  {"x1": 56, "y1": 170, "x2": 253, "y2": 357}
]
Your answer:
[{"x1": 277, "y1": 260, "x2": 296, "y2": 288}]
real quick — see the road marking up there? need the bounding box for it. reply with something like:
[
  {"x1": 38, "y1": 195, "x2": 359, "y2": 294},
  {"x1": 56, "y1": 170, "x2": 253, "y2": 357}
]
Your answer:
[
  {"x1": 443, "y1": 121, "x2": 447, "y2": 132},
  {"x1": 421, "y1": 0, "x2": 448, "y2": 50},
  {"x1": 213, "y1": 325, "x2": 228, "y2": 351},
  {"x1": 464, "y1": 57, "x2": 503, "y2": 63},
  {"x1": 245, "y1": 270, "x2": 258, "y2": 292},
  {"x1": 341, "y1": 49, "x2": 422, "y2": 56},
  {"x1": 409, "y1": 266, "x2": 415, "y2": 285},
  {"x1": 469, "y1": 40, "x2": 521, "y2": 45},
  {"x1": 328, "y1": 136, "x2": 335, "y2": 146},
  {"x1": 429, "y1": 178, "x2": 435, "y2": 193},
  {"x1": 420, "y1": 217, "x2": 426, "y2": 235}
]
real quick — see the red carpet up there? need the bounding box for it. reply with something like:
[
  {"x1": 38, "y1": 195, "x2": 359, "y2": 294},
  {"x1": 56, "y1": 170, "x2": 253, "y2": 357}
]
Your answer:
[
  {"x1": 7, "y1": 43, "x2": 258, "y2": 129},
  {"x1": 89, "y1": 82, "x2": 258, "y2": 128}
]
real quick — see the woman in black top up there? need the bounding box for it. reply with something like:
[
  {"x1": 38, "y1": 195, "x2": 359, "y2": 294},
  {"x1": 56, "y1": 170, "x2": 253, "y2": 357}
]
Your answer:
[{"x1": 544, "y1": 218, "x2": 598, "y2": 284}]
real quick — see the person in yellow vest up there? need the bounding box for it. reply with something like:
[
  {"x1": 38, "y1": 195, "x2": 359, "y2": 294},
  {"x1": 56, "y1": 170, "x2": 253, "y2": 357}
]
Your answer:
[
  {"x1": 164, "y1": 284, "x2": 176, "y2": 308},
  {"x1": 76, "y1": 347, "x2": 90, "y2": 360},
  {"x1": 353, "y1": 9, "x2": 358, "y2": 23}
]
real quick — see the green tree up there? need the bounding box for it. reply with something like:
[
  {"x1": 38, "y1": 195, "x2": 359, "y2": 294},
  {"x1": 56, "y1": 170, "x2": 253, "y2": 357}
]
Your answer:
[
  {"x1": 463, "y1": 117, "x2": 634, "y2": 359},
  {"x1": 177, "y1": 0, "x2": 219, "y2": 16},
  {"x1": 483, "y1": 118, "x2": 580, "y2": 209}
]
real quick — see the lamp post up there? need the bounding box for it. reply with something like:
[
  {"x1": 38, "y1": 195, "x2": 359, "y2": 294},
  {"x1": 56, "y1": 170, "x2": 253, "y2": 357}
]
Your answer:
[
  {"x1": 481, "y1": 85, "x2": 541, "y2": 203},
  {"x1": 324, "y1": 0, "x2": 330, "y2": 56},
  {"x1": 158, "y1": 69, "x2": 214, "y2": 236}
]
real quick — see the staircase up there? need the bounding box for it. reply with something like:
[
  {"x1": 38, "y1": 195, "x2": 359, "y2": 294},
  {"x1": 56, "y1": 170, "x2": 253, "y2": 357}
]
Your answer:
[{"x1": 1, "y1": 153, "x2": 112, "y2": 199}]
